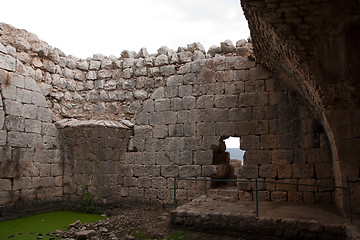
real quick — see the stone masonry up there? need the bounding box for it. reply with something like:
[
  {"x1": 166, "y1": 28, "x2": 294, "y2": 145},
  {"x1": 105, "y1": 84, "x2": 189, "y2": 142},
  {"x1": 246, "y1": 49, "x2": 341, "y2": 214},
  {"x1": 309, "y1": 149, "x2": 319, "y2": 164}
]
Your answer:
[
  {"x1": 0, "y1": 23, "x2": 335, "y2": 217},
  {"x1": 240, "y1": 0, "x2": 360, "y2": 215}
]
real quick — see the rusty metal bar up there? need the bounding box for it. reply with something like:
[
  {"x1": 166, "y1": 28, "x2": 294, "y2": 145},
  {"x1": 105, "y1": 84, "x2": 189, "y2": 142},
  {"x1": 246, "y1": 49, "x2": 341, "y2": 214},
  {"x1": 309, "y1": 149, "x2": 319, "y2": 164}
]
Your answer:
[{"x1": 346, "y1": 176, "x2": 353, "y2": 223}]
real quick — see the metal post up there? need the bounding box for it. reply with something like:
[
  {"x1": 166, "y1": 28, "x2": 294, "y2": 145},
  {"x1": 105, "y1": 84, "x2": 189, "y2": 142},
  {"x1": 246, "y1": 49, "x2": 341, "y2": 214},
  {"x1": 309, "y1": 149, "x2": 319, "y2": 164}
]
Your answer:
[
  {"x1": 346, "y1": 176, "x2": 353, "y2": 223},
  {"x1": 204, "y1": 176, "x2": 207, "y2": 196},
  {"x1": 174, "y1": 178, "x2": 177, "y2": 209},
  {"x1": 255, "y1": 178, "x2": 259, "y2": 218}
]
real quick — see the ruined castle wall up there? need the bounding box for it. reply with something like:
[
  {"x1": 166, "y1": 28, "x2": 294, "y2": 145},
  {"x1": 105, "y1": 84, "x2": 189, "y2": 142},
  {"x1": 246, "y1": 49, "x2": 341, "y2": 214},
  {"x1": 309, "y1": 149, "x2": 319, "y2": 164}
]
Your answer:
[
  {"x1": 240, "y1": 0, "x2": 360, "y2": 213},
  {"x1": 0, "y1": 37, "x2": 62, "y2": 216},
  {"x1": 0, "y1": 23, "x2": 334, "y2": 214}
]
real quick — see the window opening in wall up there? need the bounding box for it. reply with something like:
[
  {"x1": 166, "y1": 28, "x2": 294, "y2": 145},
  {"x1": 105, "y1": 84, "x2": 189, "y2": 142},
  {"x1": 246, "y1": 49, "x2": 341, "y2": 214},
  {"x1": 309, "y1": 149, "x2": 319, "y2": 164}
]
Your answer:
[
  {"x1": 224, "y1": 137, "x2": 244, "y2": 164},
  {"x1": 211, "y1": 136, "x2": 245, "y2": 189}
]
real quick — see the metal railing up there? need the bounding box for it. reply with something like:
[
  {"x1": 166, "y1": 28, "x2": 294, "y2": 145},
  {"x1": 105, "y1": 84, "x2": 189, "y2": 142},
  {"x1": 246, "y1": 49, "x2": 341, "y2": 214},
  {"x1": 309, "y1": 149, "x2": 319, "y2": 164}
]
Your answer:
[{"x1": 173, "y1": 177, "x2": 356, "y2": 223}]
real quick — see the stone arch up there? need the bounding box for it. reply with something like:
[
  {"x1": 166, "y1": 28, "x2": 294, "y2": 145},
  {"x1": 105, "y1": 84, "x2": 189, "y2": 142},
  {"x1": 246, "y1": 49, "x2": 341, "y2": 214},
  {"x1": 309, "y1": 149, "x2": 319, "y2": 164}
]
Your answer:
[{"x1": 241, "y1": 0, "x2": 360, "y2": 213}]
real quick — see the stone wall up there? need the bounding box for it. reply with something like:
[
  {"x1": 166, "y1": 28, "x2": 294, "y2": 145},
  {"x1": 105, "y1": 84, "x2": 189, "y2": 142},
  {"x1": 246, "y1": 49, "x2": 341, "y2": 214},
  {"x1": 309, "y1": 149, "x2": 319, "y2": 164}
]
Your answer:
[
  {"x1": 57, "y1": 119, "x2": 133, "y2": 205},
  {"x1": 0, "y1": 30, "x2": 62, "y2": 216},
  {"x1": 0, "y1": 22, "x2": 335, "y2": 216},
  {"x1": 240, "y1": 0, "x2": 360, "y2": 214}
]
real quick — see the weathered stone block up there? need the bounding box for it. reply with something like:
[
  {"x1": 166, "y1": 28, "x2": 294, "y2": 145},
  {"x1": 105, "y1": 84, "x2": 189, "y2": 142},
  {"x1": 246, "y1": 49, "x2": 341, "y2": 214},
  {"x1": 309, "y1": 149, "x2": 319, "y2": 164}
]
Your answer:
[
  {"x1": 182, "y1": 96, "x2": 196, "y2": 109},
  {"x1": 229, "y1": 107, "x2": 251, "y2": 121},
  {"x1": 254, "y1": 191, "x2": 270, "y2": 202},
  {"x1": 240, "y1": 135, "x2": 260, "y2": 150},
  {"x1": 292, "y1": 163, "x2": 314, "y2": 178},
  {"x1": 196, "y1": 122, "x2": 215, "y2": 136},
  {"x1": 276, "y1": 179, "x2": 297, "y2": 191},
  {"x1": 171, "y1": 98, "x2": 183, "y2": 111},
  {"x1": 5, "y1": 115, "x2": 25, "y2": 131},
  {"x1": 245, "y1": 79, "x2": 265, "y2": 92},
  {"x1": 179, "y1": 165, "x2": 201, "y2": 177},
  {"x1": 243, "y1": 150, "x2": 271, "y2": 165},
  {"x1": 315, "y1": 192, "x2": 333, "y2": 203},
  {"x1": 117, "y1": 165, "x2": 133, "y2": 177},
  {"x1": 153, "y1": 125, "x2": 168, "y2": 138},
  {"x1": 1, "y1": 84, "x2": 16, "y2": 100},
  {"x1": 237, "y1": 165, "x2": 258, "y2": 178},
  {"x1": 235, "y1": 121, "x2": 251, "y2": 135},
  {"x1": 154, "y1": 98, "x2": 171, "y2": 112},
  {"x1": 21, "y1": 104, "x2": 38, "y2": 119},
  {"x1": 276, "y1": 134, "x2": 295, "y2": 149},
  {"x1": 307, "y1": 148, "x2": 331, "y2": 163},
  {"x1": 237, "y1": 179, "x2": 251, "y2": 190},
  {"x1": 0, "y1": 179, "x2": 12, "y2": 191},
  {"x1": 134, "y1": 125, "x2": 153, "y2": 138},
  {"x1": 160, "y1": 65, "x2": 175, "y2": 76},
  {"x1": 169, "y1": 124, "x2": 184, "y2": 137},
  {"x1": 0, "y1": 192, "x2": 10, "y2": 205},
  {"x1": 193, "y1": 150, "x2": 212, "y2": 165},
  {"x1": 260, "y1": 134, "x2": 276, "y2": 149},
  {"x1": 298, "y1": 179, "x2": 316, "y2": 191},
  {"x1": 178, "y1": 85, "x2": 192, "y2": 97},
  {"x1": 272, "y1": 149, "x2": 293, "y2": 164},
  {"x1": 215, "y1": 122, "x2": 236, "y2": 136},
  {"x1": 303, "y1": 192, "x2": 315, "y2": 203},
  {"x1": 271, "y1": 191, "x2": 287, "y2": 201},
  {"x1": 197, "y1": 95, "x2": 214, "y2": 109},
  {"x1": 152, "y1": 177, "x2": 166, "y2": 189},
  {"x1": 239, "y1": 190, "x2": 252, "y2": 201},
  {"x1": 163, "y1": 111, "x2": 177, "y2": 124},
  {"x1": 201, "y1": 165, "x2": 217, "y2": 176},
  {"x1": 7, "y1": 131, "x2": 28, "y2": 147},
  {"x1": 135, "y1": 111, "x2": 149, "y2": 125},
  {"x1": 184, "y1": 122, "x2": 196, "y2": 136},
  {"x1": 250, "y1": 120, "x2": 269, "y2": 135},
  {"x1": 288, "y1": 191, "x2": 303, "y2": 202},
  {"x1": 317, "y1": 179, "x2": 335, "y2": 192},
  {"x1": 161, "y1": 165, "x2": 178, "y2": 177},
  {"x1": 133, "y1": 165, "x2": 160, "y2": 177},
  {"x1": 259, "y1": 164, "x2": 277, "y2": 178},
  {"x1": 204, "y1": 108, "x2": 229, "y2": 122},
  {"x1": 314, "y1": 163, "x2": 332, "y2": 178},
  {"x1": 174, "y1": 151, "x2": 193, "y2": 165},
  {"x1": 138, "y1": 177, "x2": 152, "y2": 188},
  {"x1": 277, "y1": 164, "x2": 292, "y2": 178},
  {"x1": 16, "y1": 88, "x2": 33, "y2": 104},
  {"x1": 37, "y1": 107, "x2": 53, "y2": 122},
  {"x1": 124, "y1": 176, "x2": 137, "y2": 187},
  {"x1": 239, "y1": 92, "x2": 268, "y2": 107},
  {"x1": 27, "y1": 133, "x2": 43, "y2": 148},
  {"x1": 0, "y1": 53, "x2": 16, "y2": 71},
  {"x1": 224, "y1": 81, "x2": 245, "y2": 94},
  {"x1": 214, "y1": 95, "x2": 238, "y2": 108}
]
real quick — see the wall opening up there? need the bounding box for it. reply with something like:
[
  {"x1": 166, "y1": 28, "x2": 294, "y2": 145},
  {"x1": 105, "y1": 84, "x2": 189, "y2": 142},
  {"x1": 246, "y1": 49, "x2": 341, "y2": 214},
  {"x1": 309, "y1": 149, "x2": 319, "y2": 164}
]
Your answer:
[
  {"x1": 211, "y1": 136, "x2": 245, "y2": 188},
  {"x1": 224, "y1": 137, "x2": 244, "y2": 163}
]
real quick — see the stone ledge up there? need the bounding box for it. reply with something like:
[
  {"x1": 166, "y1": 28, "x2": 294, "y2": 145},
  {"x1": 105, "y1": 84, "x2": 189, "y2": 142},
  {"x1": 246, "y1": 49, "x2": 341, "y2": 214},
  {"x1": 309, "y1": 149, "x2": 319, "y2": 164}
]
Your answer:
[
  {"x1": 171, "y1": 196, "x2": 351, "y2": 240},
  {"x1": 55, "y1": 118, "x2": 134, "y2": 129}
]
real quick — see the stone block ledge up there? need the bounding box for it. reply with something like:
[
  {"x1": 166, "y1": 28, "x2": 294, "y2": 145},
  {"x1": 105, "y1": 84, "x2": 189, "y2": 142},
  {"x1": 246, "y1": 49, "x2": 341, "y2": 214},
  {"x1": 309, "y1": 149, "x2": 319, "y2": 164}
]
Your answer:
[
  {"x1": 171, "y1": 196, "x2": 355, "y2": 240},
  {"x1": 55, "y1": 118, "x2": 134, "y2": 129}
]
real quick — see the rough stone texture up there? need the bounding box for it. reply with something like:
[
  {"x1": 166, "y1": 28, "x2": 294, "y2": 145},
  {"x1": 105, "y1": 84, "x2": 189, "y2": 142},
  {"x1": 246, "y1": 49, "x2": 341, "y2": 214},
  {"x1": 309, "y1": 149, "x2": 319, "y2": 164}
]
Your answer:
[
  {"x1": 241, "y1": 0, "x2": 360, "y2": 214},
  {"x1": 0, "y1": 22, "x2": 340, "y2": 216},
  {"x1": 171, "y1": 196, "x2": 347, "y2": 240}
]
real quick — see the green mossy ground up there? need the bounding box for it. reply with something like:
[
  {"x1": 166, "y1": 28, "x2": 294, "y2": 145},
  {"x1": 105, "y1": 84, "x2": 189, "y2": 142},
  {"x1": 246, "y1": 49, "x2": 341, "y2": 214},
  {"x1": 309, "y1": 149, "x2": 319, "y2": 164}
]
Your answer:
[{"x1": 0, "y1": 210, "x2": 104, "y2": 240}]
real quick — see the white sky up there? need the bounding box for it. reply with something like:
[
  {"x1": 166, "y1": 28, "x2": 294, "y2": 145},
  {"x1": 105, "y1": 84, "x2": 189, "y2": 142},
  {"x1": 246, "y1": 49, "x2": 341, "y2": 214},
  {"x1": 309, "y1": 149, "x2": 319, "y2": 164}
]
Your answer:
[
  {"x1": 1, "y1": 0, "x2": 250, "y2": 59},
  {"x1": 225, "y1": 137, "x2": 240, "y2": 149}
]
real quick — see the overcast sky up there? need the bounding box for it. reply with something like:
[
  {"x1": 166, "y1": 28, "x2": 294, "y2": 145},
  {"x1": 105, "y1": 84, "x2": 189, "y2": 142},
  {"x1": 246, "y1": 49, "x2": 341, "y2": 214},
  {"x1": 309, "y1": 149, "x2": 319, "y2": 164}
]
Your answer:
[{"x1": 1, "y1": 0, "x2": 250, "y2": 59}]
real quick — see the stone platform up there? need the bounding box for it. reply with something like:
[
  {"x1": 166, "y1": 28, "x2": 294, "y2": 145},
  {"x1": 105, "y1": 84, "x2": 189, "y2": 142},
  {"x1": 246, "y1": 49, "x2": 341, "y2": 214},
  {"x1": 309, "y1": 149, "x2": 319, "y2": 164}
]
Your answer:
[{"x1": 171, "y1": 196, "x2": 360, "y2": 240}]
